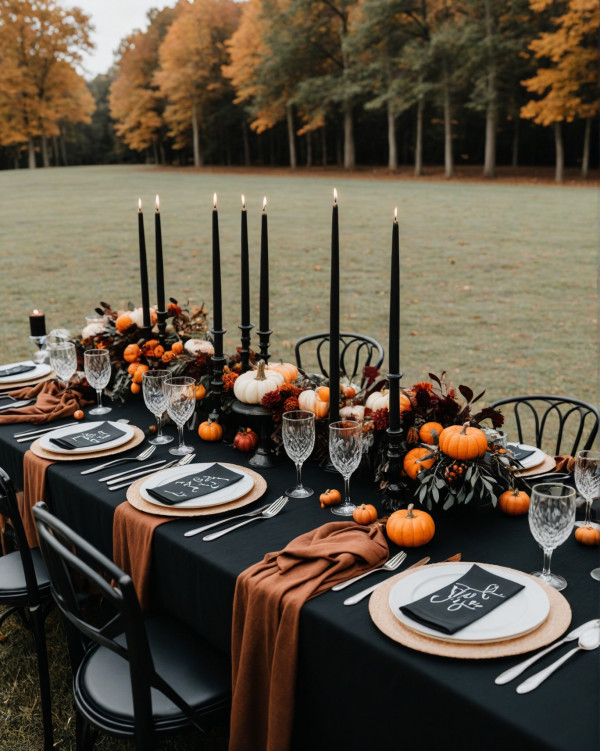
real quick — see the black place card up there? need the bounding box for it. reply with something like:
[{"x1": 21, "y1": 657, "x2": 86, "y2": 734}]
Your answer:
[
  {"x1": 146, "y1": 464, "x2": 244, "y2": 506},
  {"x1": 508, "y1": 444, "x2": 536, "y2": 462},
  {"x1": 0, "y1": 363, "x2": 36, "y2": 378},
  {"x1": 399, "y1": 564, "x2": 525, "y2": 635},
  {"x1": 49, "y1": 423, "x2": 126, "y2": 450}
]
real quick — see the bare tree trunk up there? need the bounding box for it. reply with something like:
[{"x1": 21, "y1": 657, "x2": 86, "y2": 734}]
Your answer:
[
  {"x1": 442, "y1": 61, "x2": 454, "y2": 178},
  {"x1": 482, "y1": 0, "x2": 496, "y2": 178},
  {"x1": 511, "y1": 115, "x2": 519, "y2": 168},
  {"x1": 242, "y1": 119, "x2": 250, "y2": 166},
  {"x1": 152, "y1": 141, "x2": 159, "y2": 165},
  {"x1": 28, "y1": 137, "x2": 36, "y2": 169},
  {"x1": 41, "y1": 132, "x2": 50, "y2": 167},
  {"x1": 554, "y1": 121, "x2": 564, "y2": 182},
  {"x1": 60, "y1": 127, "x2": 68, "y2": 166},
  {"x1": 13, "y1": 147, "x2": 19, "y2": 169},
  {"x1": 388, "y1": 102, "x2": 398, "y2": 170},
  {"x1": 192, "y1": 101, "x2": 202, "y2": 167},
  {"x1": 306, "y1": 131, "x2": 313, "y2": 167},
  {"x1": 581, "y1": 116, "x2": 591, "y2": 179},
  {"x1": 343, "y1": 100, "x2": 355, "y2": 170},
  {"x1": 52, "y1": 134, "x2": 60, "y2": 166},
  {"x1": 321, "y1": 126, "x2": 327, "y2": 166},
  {"x1": 159, "y1": 140, "x2": 166, "y2": 166},
  {"x1": 286, "y1": 103, "x2": 297, "y2": 168},
  {"x1": 415, "y1": 96, "x2": 424, "y2": 176}
]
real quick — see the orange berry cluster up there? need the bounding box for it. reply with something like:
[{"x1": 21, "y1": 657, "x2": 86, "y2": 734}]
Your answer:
[{"x1": 444, "y1": 461, "x2": 468, "y2": 483}]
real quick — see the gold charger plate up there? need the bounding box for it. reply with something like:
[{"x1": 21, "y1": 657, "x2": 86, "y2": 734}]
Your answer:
[
  {"x1": 514, "y1": 453, "x2": 556, "y2": 477},
  {"x1": 0, "y1": 373, "x2": 55, "y2": 391},
  {"x1": 126, "y1": 462, "x2": 267, "y2": 517},
  {"x1": 30, "y1": 426, "x2": 145, "y2": 461},
  {"x1": 369, "y1": 562, "x2": 571, "y2": 659}
]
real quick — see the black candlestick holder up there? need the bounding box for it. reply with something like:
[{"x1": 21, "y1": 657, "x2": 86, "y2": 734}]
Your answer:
[
  {"x1": 239, "y1": 323, "x2": 254, "y2": 372},
  {"x1": 231, "y1": 399, "x2": 277, "y2": 468},
  {"x1": 29, "y1": 335, "x2": 48, "y2": 364},
  {"x1": 156, "y1": 310, "x2": 169, "y2": 343},
  {"x1": 140, "y1": 324, "x2": 153, "y2": 341},
  {"x1": 208, "y1": 326, "x2": 226, "y2": 422},
  {"x1": 383, "y1": 371, "x2": 404, "y2": 512},
  {"x1": 256, "y1": 326, "x2": 272, "y2": 365}
]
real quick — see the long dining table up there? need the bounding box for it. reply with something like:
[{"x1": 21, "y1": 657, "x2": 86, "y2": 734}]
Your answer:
[{"x1": 1, "y1": 398, "x2": 598, "y2": 751}]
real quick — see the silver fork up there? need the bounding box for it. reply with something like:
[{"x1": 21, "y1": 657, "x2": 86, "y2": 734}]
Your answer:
[
  {"x1": 108, "y1": 453, "x2": 195, "y2": 491},
  {"x1": 331, "y1": 551, "x2": 407, "y2": 591},
  {"x1": 80, "y1": 445, "x2": 156, "y2": 475},
  {"x1": 202, "y1": 496, "x2": 288, "y2": 540},
  {"x1": 184, "y1": 504, "x2": 272, "y2": 537}
]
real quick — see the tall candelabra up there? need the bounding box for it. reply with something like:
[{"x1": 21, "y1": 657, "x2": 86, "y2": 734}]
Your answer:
[{"x1": 383, "y1": 371, "x2": 405, "y2": 512}]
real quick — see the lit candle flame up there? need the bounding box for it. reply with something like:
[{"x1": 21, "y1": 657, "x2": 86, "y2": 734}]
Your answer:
[
  {"x1": 241, "y1": 194, "x2": 246, "y2": 209},
  {"x1": 213, "y1": 193, "x2": 217, "y2": 209},
  {"x1": 138, "y1": 198, "x2": 142, "y2": 212},
  {"x1": 33, "y1": 309, "x2": 39, "y2": 315},
  {"x1": 262, "y1": 196, "x2": 267, "y2": 212},
  {"x1": 156, "y1": 195, "x2": 160, "y2": 212},
  {"x1": 333, "y1": 188, "x2": 337, "y2": 205},
  {"x1": 394, "y1": 206, "x2": 398, "y2": 222}
]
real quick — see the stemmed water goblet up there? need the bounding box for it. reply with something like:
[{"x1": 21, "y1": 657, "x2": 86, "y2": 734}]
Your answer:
[
  {"x1": 328, "y1": 420, "x2": 363, "y2": 516},
  {"x1": 528, "y1": 483, "x2": 576, "y2": 591},
  {"x1": 282, "y1": 410, "x2": 315, "y2": 498},
  {"x1": 574, "y1": 449, "x2": 600, "y2": 529},
  {"x1": 49, "y1": 342, "x2": 77, "y2": 391},
  {"x1": 142, "y1": 370, "x2": 174, "y2": 445},
  {"x1": 83, "y1": 349, "x2": 112, "y2": 416},
  {"x1": 165, "y1": 376, "x2": 196, "y2": 456}
]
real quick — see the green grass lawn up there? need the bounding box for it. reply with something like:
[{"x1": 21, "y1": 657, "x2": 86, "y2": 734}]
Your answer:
[{"x1": 1, "y1": 164, "x2": 596, "y2": 405}]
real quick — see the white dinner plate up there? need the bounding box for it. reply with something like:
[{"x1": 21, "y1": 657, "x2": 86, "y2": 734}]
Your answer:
[
  {"x1": 140, "y1": 463, "x2": 254, "y2": 509},
  {"x1": 0, "y1": 361, "x2": 52, "y2": 384},
  {"x1": 507, "y1": 443, "x2": 546, "y2": 470},
  {"x1": 39, "y1": 421, "x2": 135, "y2": 455},
  {"x1": 389, "y1": 562, "x2": 550, "y2": 644}
]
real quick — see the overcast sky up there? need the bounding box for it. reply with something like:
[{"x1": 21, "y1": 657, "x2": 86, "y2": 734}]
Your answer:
[{"x1": 58, "y1": 0, "x2": 165, "y2": 78}]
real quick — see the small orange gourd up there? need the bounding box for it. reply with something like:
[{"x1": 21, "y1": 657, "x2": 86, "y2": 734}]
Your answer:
[
  {"x1": 574, "y1": 526, "x2": 600, "y2": 546},
  {"x1": 171, "y1": 341, "x2": 184, "y2": 355},
  {"x1": 498, "y1": 489, "x2": 530, "y2": 515},
  {"x1": 403, "y1": 447, "x2": 435, "y2": 480},
  {"x1": 386, "y1": 504, "x2": 435, "y2": 547},
  {"x1": 438, "y1": 422, "x2": 488, "y2": 460},
  {"x1": 319, "y1": 489, "x2": 342, "y2": 508},
  {"x1": 123, "y1": 343, "x2": 141, "y2": 363},
  {"x1": 352, "y1": 504, "x2": 378, "y2": 525},
  {"x1": 195, "y1": 383, "x2": 206, "y2": 401},
  {"x1": 73, "y1": 409, "x2": 84, "y2": 420},
  {"x1": 419, "y1": 422, "x2": 443, "y2": 445},
  {"x1": 198, "y1": 420, "x2": 223, "y2": 441}
]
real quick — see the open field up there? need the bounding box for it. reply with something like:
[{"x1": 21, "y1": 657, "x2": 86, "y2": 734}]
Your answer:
[{"x1": 0, "y1": 164, "x2": 597, "y2": 404}]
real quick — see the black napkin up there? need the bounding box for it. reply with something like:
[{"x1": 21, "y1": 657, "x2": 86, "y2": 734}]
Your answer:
[
  {"x1": 0, "y1": 363, "x2": 36, "y2": 378},
  {"x1": 146, "y1": 463, "x2": 243, "y2": 506},
  {"x1": 508, "y1": 444, "x2": 536, "y2": 462},
  {"x1": 399, "y1": 564, "x2": 525, "y2": 635},
  {"x1": 49, "y1": 422, "x2": 126, "y2": 450}
]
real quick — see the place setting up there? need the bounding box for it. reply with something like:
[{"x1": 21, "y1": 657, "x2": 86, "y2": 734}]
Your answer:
[{"x1": 29, "y1": 420, "x2": 145, "y2": 462}]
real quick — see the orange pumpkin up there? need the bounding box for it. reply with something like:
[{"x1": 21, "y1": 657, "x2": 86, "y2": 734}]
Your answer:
[
  {"x1": 268, "y1": 361, "x2": 299, "y2": 384},
  {"x1": 498, "y1": 488, "x2": 530, "y2": 515},
  {"x1": 123, "y1": 343, "x2": 141, "y2": 363},
  {"x1": 574, "y1": 526, "x2": 600, "y2": 546},
  {"x1": 319, "y1": 489, "x2": 342, "y2": 508},
  {"x1": 317, "y1": 386, "x2": 330, "y2": 402},
  {"x1": 400, "y1": 392, "x2": 411, "y2": 413},
  {"x1": 403, "y1": 447, "x2": 435, "y2": 480},
  {"x1": 73, "y1": 409, "x2": 84, "y2": 420},
  {"x1": 298, "y1": 389, "x2": 329, "y2": 418},
  {"x1": 438, "y1": 422, "x2": 488, "y2": 460},
  {"x1": 171, "y1": 341, "x2": 184, "y2": 355},
  {"x1": 127, "y1": 362, "x2": 138, "y2": 375},
  {"x1": 142, "y1": 339, "x2": 160, "y2": 355},
  {"x1": 386, "y1": 504, "x2": 435, "y2": 547},
  {"x1": 353, "y1": 504, "x2": 378, "y2": 525},
  {"x1": 342, "y1": 384, "x2": 356, "y2": 399},
  {"x1": 153, "y1": 345, "x2": 165, "y2": 358},
  {"x1": 130, "y1": 382, "x2": 141, "y2": 395},
  {"x1": 419, "y1": 422, "x2": 443, "y2": 445},
  {"x1": 198, "y1": 419, "x2": 223, "y2": 441},
  {"x1": 132, "y1": 364, "x2": 149, "y2": 384},
  {"x1": 195, "y1": 383, "x2": 206, "y2": 401},
  {"x1": 162, "y1": 351, "x2": 175, "y2": 363},
  {"x1": 115, "y1": 313, "x2": 134, "y2": 333}
]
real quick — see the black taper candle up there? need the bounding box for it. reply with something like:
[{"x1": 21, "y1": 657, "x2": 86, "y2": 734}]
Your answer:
[
  {"x1": 388, "y1": 209, "x2": 400, "y2": 431},
  {"x1": 329, "y1": 189, "x2": 340, "y2": 423},
  {"x1": 137, "y1": 199, "x2": 152, "y2": 337},
  {"x1": 257, "y1": 197, "x2": 271, "y2": 363},
  {"x1": 155, "y1": 195, "x2": 165, "y2": 312},
  {"x1": 239, "y1": 195, "x2": 253, "y2": 371},
  {"x1": 212, "y1": 193, "x2": 223, "y2": 336}
]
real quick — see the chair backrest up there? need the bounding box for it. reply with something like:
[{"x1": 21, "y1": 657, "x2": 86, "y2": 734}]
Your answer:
[
  {"x1": 32, "y1": 502, "x2": 200, "y2": 737},
  {"x1": 294, "y1": 332, "x2": 385, "y2": 384},
  {"x1": 0, "y1": 467, "x2": 42, "y2": 606},
  {"x1": 489, "y1": 395, "x2": 599, "y2": 456}
]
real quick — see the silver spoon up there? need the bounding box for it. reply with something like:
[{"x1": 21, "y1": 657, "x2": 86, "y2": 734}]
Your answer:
[{"x1": 516, "y1": 625, "x2": 600, "y2": 694}]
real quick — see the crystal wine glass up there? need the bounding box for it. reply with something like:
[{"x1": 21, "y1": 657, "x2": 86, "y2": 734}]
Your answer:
[
  {"x1": 165, "y1": 376, "x2": 196, "y2": 456},
  {"x1": 328, "y1": 420, "x2": 363, "y2": 516},
  {"x1": 574, "y1": 450, "x2": 600, "y2": 529},
  {"x1": 49, "y1": 342, "x2": 77, "y2": 390},
  {"x1": 142, "y1": 370, "x2": 173, "y2": 445},
  {"x1": 83, "y1": 349, "x2": 112, "y2": 415},
  {"x1": 282, "y1": 410, "x2": 315, "y2": 498},
  {"x1": 528, "y1": 483, "x2": 576, "y2": 591}
]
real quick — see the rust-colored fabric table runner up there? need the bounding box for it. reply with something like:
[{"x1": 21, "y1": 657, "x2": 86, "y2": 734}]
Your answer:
[
  {"x1": 20, "y1": 450, "x2": 54, "y2": 547},
  {"x1": 0, "y1": 381, "x2": 90, "y2": 425},
  {"x1": 112, "y1": 502, "x2": 172, "y2": 610},
  {"x1": 229, "y1": 521, "x2": 389, "y2": 751}
]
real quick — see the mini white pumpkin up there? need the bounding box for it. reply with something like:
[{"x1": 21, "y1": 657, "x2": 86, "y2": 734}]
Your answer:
[
  {"x1": 233, "y1": 360, "x2": 285, "y2": 404},
  {"x1": 365, "y1": 389, "x2": 389, "y2": 412},
  {"x1": 81, "y1": 323, "x2": 104, "y2": 339},
  {"x1": 340, "y1": 404, "x2": 365, "y2": 421},
  {"x1": 185, "y1": 339, "x2": 214, "y2": 357}
]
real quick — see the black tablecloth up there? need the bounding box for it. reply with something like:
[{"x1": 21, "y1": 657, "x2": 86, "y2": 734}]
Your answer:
[{"x1": 1, "y1": 399, "x2": 598, "y2": 751}]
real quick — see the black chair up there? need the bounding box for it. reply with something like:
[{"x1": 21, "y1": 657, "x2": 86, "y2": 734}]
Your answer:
[
  {"x1": 32, "y1": 501, "x2": 231, "y2": 751},
  {"x1": 294, "y1": 332, "x2": 385, "y2": 384},
  {"x1": 0, "y1": 467, "x2": 54, "y2": 750},
  {"x1": 489, "y1": 395, "x2": 599, "y2": 456}
]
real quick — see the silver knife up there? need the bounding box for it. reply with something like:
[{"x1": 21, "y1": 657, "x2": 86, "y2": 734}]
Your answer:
[
  {"x1": 343, "y1": 557, "x2": 430, "y2": 606},
  {"x1": 15, "y1": 422, "x2": 80, "y2": 441},
  {"x1": 108, "y1": 454, "x2": 194, "y2": 491},
  {"x1": 105, "y1": 461, "x2": 169, "y2": 485},
  {"x1": 0, "y1": 399, "x2": 33, "y2": 411},
  {"x1": 495, "y1": 618, "x2": 600, "y2": 684},
  {"x1": 97, "y1": 459, "x2": 168, "y2": 482}
]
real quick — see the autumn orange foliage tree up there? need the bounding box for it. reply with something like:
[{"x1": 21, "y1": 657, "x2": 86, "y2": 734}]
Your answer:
[
  {"x1": 0, "y1": 0, "x2": 94, "y2": 168},
  {"x1": 521, "y1": 0, "x2": 599, "y2": 180}
]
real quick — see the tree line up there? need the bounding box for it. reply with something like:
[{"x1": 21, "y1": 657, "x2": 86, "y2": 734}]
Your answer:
[{"x1": 0, "y1": 0, "x2": 597, "y2": 180}]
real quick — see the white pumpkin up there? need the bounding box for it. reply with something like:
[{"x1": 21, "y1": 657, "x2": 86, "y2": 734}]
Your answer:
[
  {"x1": 185, "y1": 339, "x2": 214, "y2": 357},
  {"x1": 298, "y1": 389, "x2": 329, "y2": 418},
  {"x1": 81, "y1": 323, "x2": 105, "y2": 339},
  {"x1": 340, "y1": 405, "x2": 365, "y2": 421},
  {"x1": 365, "y1": 389, "x2": 389, "y2": 412},
  {"x1": 233, "y1": 360, "x2": 285, "y2": 404}
]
